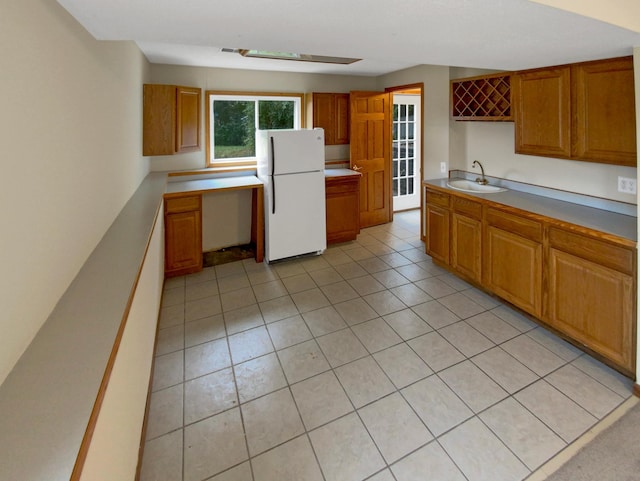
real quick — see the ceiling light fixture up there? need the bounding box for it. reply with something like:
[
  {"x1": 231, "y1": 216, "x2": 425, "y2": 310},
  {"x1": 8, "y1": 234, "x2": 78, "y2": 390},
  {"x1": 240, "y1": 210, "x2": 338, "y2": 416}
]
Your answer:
[{"x1": 222, "y1": 48, "x2": 360, "y2": 65}]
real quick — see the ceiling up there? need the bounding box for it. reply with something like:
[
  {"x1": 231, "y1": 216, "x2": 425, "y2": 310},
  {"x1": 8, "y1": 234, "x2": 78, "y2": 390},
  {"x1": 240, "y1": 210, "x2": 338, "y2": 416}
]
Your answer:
[{"x1": 56, "y1": 0, "x2": 640, "y2": 76}]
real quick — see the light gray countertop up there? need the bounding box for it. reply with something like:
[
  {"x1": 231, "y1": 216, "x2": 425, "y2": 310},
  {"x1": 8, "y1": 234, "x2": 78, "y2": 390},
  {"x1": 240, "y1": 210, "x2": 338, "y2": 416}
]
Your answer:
[
  {"x1": 425, "y1": 178, "x2": 637, "y2": 243},
  {"x1": 324, "y1": 168, "x2": 361, "y2": 178}
]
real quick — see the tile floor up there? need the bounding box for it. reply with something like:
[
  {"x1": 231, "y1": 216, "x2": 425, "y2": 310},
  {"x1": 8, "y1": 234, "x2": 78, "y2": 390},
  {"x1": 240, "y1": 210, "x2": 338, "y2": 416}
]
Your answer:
[{"x1": 140, "y1": 210, "x2": 634, "y2": 481}]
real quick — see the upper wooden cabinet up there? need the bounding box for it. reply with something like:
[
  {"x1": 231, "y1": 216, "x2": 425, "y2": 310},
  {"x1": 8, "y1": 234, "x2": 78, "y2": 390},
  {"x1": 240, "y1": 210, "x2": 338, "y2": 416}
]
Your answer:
[
  {"x1": 451, "y1": 73, "x2": 513, "y2": 121},
  {"x1": 572, "y1": 57, "x2": 637, "y2": 165},
  {"x1": 513, "y1": 56, "x2": 636, "y2": 166},
  {"x1": 308, "y1": 93, "x2": 350, "y2": 145},
  {"x1": 513, "y1": 66, "x2": 572, "y2": 158},
  {"x1": 143, "y1": 84, "x2": 201, "y2": 156}
]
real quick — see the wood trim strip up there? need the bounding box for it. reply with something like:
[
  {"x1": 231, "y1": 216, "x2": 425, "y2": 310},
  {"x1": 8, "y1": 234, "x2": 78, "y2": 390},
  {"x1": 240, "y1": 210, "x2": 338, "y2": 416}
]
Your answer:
[
  {"x1": 70, "y1": 204, "x2": 163, "y2": 481},
  {"x1": 634, "y1": 383, "x2": 640, "y2": 398}
]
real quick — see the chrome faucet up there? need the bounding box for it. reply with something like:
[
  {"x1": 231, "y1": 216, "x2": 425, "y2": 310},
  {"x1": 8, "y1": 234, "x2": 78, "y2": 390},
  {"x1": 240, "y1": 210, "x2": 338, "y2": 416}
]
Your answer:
[{"x1": 472, "y1": 160, "x2": 488, "y2": 185}]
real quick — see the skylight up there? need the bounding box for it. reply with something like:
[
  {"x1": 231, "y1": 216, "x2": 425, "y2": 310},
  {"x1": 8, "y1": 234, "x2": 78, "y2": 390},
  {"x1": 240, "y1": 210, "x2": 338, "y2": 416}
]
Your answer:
[{"x1": 224, "y1": 48, "x2": 361, "y2": 65}]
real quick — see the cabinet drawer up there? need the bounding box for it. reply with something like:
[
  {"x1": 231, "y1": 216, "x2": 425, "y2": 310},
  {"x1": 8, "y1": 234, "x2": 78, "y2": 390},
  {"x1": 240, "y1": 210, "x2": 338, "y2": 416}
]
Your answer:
[
  {"x1": 165, "y1": 195, "x2": 201, "y2": 214},
  {"x1": 486, "y1": 208, "x2": 542, "y2": 242},
  {"x1": 326, "y1": 176, "x2": 359, "y2": 194},
  {"x1": 426, "y1": 189, "x2": 450, "y2": 208},
  {"x1": 549, "y1": 227, "x2": 634, "y2": 275},
  {"x1": 452, "y1": 196, "x2": 482, "y2": 219}
]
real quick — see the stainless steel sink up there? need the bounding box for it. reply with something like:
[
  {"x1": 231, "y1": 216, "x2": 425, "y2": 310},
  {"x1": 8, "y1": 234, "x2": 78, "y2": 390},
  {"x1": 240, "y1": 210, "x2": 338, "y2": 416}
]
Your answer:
[{"x1": 446, "y1": 179, "x2": 507, "y2": 193}]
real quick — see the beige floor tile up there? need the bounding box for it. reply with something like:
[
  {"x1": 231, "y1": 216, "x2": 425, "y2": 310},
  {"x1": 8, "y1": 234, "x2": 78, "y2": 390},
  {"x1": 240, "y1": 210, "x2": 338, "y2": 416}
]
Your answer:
[
  {"x1": 334, "y1": 356, "x2": 395, "y2": 408},
  {"x1": 372, "y1": 269, "x2": 411, "y2": 288},
  {"x1": 251, "y1": 279, "x2": 288, "y2": 302},
  {"x1": 373, "y1": 343, "x2": 432, "y2": 388},
  {"x1": 490, "y1": 305, "x2": 538, "y2": 332},
  {"x1": 363, "y1": 290, "x2": 407, "y2": 316},
  {"x1": 527, "y1": 327, "x2": 583, "y2": 362},
  {"x1": 228, "y1": 326, "x2": 273, "y2": 365},
  {"x1": 185, "y1": 294, "x2": 222, "y2": 322},
  {"x1": 466, "y1": 311, "x2": 521, "y2": 344},
  {"x1": 281, "y1": 273, "x2": 317, "y2": 294},
  {"x1": 480, "y1": 397, "x2": 566, "y2": 471},
  {"x1": 234, "y1": 352, "x2": 287, "y2": 403},
  {"x1": 367, "y1": 469, "x2": 396, "y2": 481},
  {"x1": 185, "y1": 338, "x2": 231, "y2": 380},
  {"x1": 215, "y1": 262, "x2": 245, "y2": 278},
  {"x1": 390, "y1": 283, "x2": 433, "y2": 307},
  {"x1": 320, "y1": 281, "x2": 360, "y2": 304},
  {"x1": 391, "y1": 441, "x2": 466, "y2": 481},
  {"x1": 501, "y1": 335, "x2": 566, "y2": 377},
  {"x1": 333, "y1": 261, "x2": 369, "y2": 279},
  {"x1": 300, "y1": 255, "x2": 331, "y2": 272},
  {"x1": 184, "y1": 408, "x2": 248, "y2": 481},
  {"x1": 290, "y1": 288, "x2": 330, "y2": 313},
  {"x1": 184, "y1": 314, "x2": 226, "y2": 347},
  {"x1": 140, "y1": 430, "x2": 183, "y2": 481},
  {"x1": 146, "y1": 384, "x2": 183, "y2": 440},
  {"x1": 184, "y1": 368, "x2": 237, "y2": 424},
  {"x1": 164, "y1": 276, "x2": 185, "y2": 290},
  {"x1": 224, "y1": 304, "x2": 264, "y2": 335},
  {"x1": 186, "y1": 266, "x2": 217, "y2": 284},
  {"x1": 259, "y1": 295, "x2": 299, "y2": 323},
  {"x1": 359, "y1": 392, "x2": 433, "y2": 463},
  {"x1": 308, "y1": 267, "x2": 343, "y2": 286},
  {"x1": 333, "y1": 298, "x2": 379, "y2": 326},
  {"x1": 247, "y1": 268, "x2": 278, "y2": 287},
  {"x1": 472, "y1": 346, "x2": 538, "y2": 393},
  {"x1": 290, "y1": 371, "x2": 354, "y2": 430},
  {"x1": 401, "y1": 375, "x2": 473, "y2": 437},
  {"x1": 217, "y1": 273, "x2": 250, "y2": 294},
  {"x1": 266, "y1": 314, "x2": 313, "y2": 350},
  {"x1": 302, "y1": 306, "x2": 348, "y2": 336},
  {"x1": 209, "y1": 462, "x2": 253, "y2": 481},
  {"x1": 155, "y1": 324, "x2": 184, "y2": 356},
  {"x1": 439, "y1": 360, "x2": 508, "y2": 413},
  {"x1": 273, "y1": 260, "x2": 305, "y2": 278},
  {"x1": 316, "y1": 328, "x2": 368, "y2": 367},
  {"x1": 515, "y1": 380, "x2": 597, "y2": 443},
  {"x1": 394, "y1": 264, "x2": 431, "y2": 282},
  {"x1": 378, "y1": 252, "x2": 413, "y2": 268},
  {"x1": 439, "y1": 321, "x2": 494, "y2": 357},
  {"x1": 438, "y1": 292, "x2": 486, "y2": 319},
  {"x1": 408, "y1": 332, "x2": 465, "y2": 373},
  {"x1": 322, "y1": 249, "x2": 354, "y2": 267},
  {"x1": 252, "y1": 435, "x2": 324, "y2": 481},
  {"x1": 382, "y1": 308, "x2": 433, "y2": 340},
  {"x1": 571, "y1": 355, "x2": 634, "y2": 398},
  {"x1": 358, "y1": 256, "x2": 392, "y2": 273},
  {"x1": 348, "y1": 275, "x2": 386, "y2": 296},
  {"x1": 309, "y1": 413, "x2": 385, "y2": 481},
  {"x1": 152, "y1": 350, "x2": 183, "y2": 392},
  {"x1": 351, "y1": 318, "x2": 403, "y2": 353},
  {"x1": 461, "y1": 287, "x2": 501, "y2": 310},
  {"x1": 220, "y1": 287, "x2": 257, "y2": 312},
  {"x1": 158, "y1": 303, "x2": 184, "y2": 329},
  {"x1": 437, "y1": 273, "x2": 473, "y2": 291},
  {"x1": 162, "y1": 286, "x2": 185, "y2": 307},
  {"x1": 411, "y1": 300, "x2": 460, "y2": 330},
  {"x1": 414, "y1": 277, "x2": 457, "y2": 299},
  {"x1": 277, "y1": 339, "x2": 331, "y2": 384},
  {"x1": 185, "y1": 279, "x2": 219, "y2": 302},
  {"x1": 439, "y1": 417, "x2": 530, "y2": 481},
  {"x1": 241, "y1": 388, "x2": 305, "y2": 456}
]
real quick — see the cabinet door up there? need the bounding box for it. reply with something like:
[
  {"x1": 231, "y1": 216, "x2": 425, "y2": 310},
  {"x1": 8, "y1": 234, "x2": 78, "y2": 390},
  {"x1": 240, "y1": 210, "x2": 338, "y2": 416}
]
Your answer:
[
  {"x1": 548, "y1": 248, "x2": 634, "y2": 372},
  {"x1": 334, "y1": 94, "x2": 350, "y2": 144},
  {"x1": 425, "y1": 204, "x2": 449, "y2": 264},
  {"x1": 485, "y1": 226, "x2": 542, "y2": 317},
  {"x1": 165, "y1": 197, "x2": 202, "y2": 277},
  {"x1": 451, "y1": 213, "x2": 481, "y2": 282},
  {"x1": 513, "y1": 66, "x2": 571, "y2": 158},
  {"x1": 313, "y1": 93, "x2": 350, "y2": 145},
  {"x1": 572, "y1": 57, "x2": 636, "y2": 166},
  {"x1": 176, "y1": 87, "x2": 201, "y2": 153},
  {"x1": 325, "y1": 176, "x2": 360, "y2": 244},
  {"x1": 143, "y1": 84, "x2": 176, "y2": 156}
]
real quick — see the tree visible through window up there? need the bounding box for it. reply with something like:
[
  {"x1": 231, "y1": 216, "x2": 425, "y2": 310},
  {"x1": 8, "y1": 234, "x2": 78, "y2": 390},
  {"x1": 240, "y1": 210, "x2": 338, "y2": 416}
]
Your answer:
[{"x1": 207, "y1": 92, "x2": 302, "y2": 165}]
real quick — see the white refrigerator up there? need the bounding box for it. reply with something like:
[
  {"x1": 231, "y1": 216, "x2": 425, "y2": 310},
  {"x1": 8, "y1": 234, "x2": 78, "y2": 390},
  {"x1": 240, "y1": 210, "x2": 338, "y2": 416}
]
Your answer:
[{"x1": 256, "y1": 129, "x2": 327, "y2": 263}]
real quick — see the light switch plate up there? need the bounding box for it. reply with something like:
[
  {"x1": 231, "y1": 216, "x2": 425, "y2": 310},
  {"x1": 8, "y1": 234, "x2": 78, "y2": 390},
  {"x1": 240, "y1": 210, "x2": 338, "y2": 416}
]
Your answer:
[
  {"x1": 440, "y1": 162, "x2": 447, "y2": 174},
  {"x1": 617, "y1": 176, "x2": 637, "y2": 194}
]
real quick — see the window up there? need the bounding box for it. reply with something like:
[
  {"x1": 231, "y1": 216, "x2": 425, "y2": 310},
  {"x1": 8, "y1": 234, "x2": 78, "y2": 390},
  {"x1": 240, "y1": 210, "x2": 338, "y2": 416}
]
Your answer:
[{"x1": 206, "y1": 91, "x2": 303, "y2": 167}]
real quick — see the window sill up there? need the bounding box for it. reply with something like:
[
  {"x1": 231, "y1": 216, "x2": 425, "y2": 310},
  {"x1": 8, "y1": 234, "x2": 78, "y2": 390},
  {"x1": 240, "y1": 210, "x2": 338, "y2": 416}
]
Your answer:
[{"x1": 168, "y1": 165, "x2": 256, "y2": 177}]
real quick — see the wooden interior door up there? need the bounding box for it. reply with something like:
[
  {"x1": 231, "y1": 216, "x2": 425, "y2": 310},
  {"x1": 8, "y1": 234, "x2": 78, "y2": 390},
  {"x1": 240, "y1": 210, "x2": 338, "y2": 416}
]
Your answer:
[{"x1": 350, "y1": 91, "x2": 392, "y2": 228}]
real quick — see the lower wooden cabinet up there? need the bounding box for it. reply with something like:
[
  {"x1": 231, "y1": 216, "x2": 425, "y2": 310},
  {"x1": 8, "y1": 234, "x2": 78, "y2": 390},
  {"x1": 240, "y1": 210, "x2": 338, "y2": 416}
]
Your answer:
[
  {"x1": 451, "y1": 197, "x2": 482, "y2": 283},
  {"x1": 325, "y1": 174, "x2": 361, "y2": 244},
  {"x1": 164, "y1": 195, "x2": 202, "y2": 277},
  {"x1": 547, "y1": 228, "x2": 635, "y2": 373},
  {"x1": 425, "y1": 189, "x2": 450, "y2": 264}
]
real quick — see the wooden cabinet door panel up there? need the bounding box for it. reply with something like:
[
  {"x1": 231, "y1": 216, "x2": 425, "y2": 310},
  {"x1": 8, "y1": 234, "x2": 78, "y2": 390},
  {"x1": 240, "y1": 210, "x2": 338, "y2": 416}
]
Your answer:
[
  {"x1": 334, "y1": 94, "x2": 350, "y2": 144},
  {"x1": 485, "y1": 226, "x2": 542, "y2": 317},
  {"x1": 548, "y1": 248, "x2": 634, "y2": 371},
  {"x1": 176, "y1": 87, "x2": 201, "y2": 153},
  {"x1": 572, "y1": 57, "x2": 636, "y2": 166},
  {"x1": 325, "y1": 176, "x2": 360, "y2": 244},
  {"x1": 452, "y1": 213, "x2": 481, "y2": 282},
  {"x1": 514, "y1": 66, "x2": 571, "y2": 158},
  {"x1": 165, "y1": 210, "x2": 202, "y2": 276},
  {"x1": 426, "y1": 204, "x2": 449, "y2": 264}
]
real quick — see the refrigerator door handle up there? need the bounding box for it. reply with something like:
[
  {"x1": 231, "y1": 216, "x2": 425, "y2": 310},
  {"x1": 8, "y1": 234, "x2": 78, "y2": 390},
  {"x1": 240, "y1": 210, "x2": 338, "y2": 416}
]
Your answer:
[{"x1": 270, "y1": 136, "x2": 276, "y2": 214}]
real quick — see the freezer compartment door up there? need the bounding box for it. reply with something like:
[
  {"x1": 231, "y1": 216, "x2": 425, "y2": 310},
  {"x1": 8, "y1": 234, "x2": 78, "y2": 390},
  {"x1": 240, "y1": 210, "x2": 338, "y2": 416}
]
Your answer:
[
  {"x1": 265, "y1": 171, "x2": 326, "y2": 262},
  {"x1": 267, "y1": 129, "x2": 325, "y2": 175}
]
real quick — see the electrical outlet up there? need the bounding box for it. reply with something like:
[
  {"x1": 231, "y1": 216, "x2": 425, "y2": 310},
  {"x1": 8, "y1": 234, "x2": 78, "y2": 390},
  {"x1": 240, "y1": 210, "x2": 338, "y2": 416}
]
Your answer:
[
  {"x1": 617, "y1": 176, "x2": 637, "y2": 194},
  {"x1": 440, "y1": 162, "x2": 447, "y2": 174}
]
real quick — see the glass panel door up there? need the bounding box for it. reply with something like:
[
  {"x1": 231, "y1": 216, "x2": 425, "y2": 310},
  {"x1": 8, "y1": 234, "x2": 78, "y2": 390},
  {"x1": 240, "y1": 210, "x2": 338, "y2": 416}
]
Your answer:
[{"x1": 392, "y1": 94, "x2": 421, "y2": 211}]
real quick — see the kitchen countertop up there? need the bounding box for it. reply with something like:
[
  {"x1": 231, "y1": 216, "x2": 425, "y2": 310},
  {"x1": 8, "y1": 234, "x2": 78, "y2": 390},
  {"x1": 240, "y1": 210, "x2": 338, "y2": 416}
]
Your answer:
[
  {"x1": 425, "y1": 178, "x2": 637, "y2": 244},
  {"x1": 324, "y1": 168, "x2": 361, "y2": 178}
]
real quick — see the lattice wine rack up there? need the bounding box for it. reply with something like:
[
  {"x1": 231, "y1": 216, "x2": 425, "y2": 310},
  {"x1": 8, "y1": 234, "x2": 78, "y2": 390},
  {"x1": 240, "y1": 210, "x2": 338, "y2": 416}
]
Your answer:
[{"x1": 451, "y1": 73, "x2": 512, "y2": 121}]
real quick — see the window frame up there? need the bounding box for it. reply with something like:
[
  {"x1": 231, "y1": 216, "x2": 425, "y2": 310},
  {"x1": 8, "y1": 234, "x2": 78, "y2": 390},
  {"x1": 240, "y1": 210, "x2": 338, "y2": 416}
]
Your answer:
[{"x1": 205, "y1": 90, "x2": 305, "y2": 168}]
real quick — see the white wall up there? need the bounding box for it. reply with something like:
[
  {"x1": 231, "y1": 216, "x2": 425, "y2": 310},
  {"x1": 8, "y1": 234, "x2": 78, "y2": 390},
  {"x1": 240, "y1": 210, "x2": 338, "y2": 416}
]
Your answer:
[
  {"x1": 448, "y1": 67, "x2": 638, "y2": 203},
  {"x1": 0, "y1": 0, "x2": 150, "y2": 385}
]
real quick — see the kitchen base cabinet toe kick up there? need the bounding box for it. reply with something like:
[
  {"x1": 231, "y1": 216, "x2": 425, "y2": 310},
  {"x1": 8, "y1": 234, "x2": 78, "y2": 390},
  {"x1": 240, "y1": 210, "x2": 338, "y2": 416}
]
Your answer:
[{"x1": 424, "y1": 183, "x2": 636, "y2": 377}]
